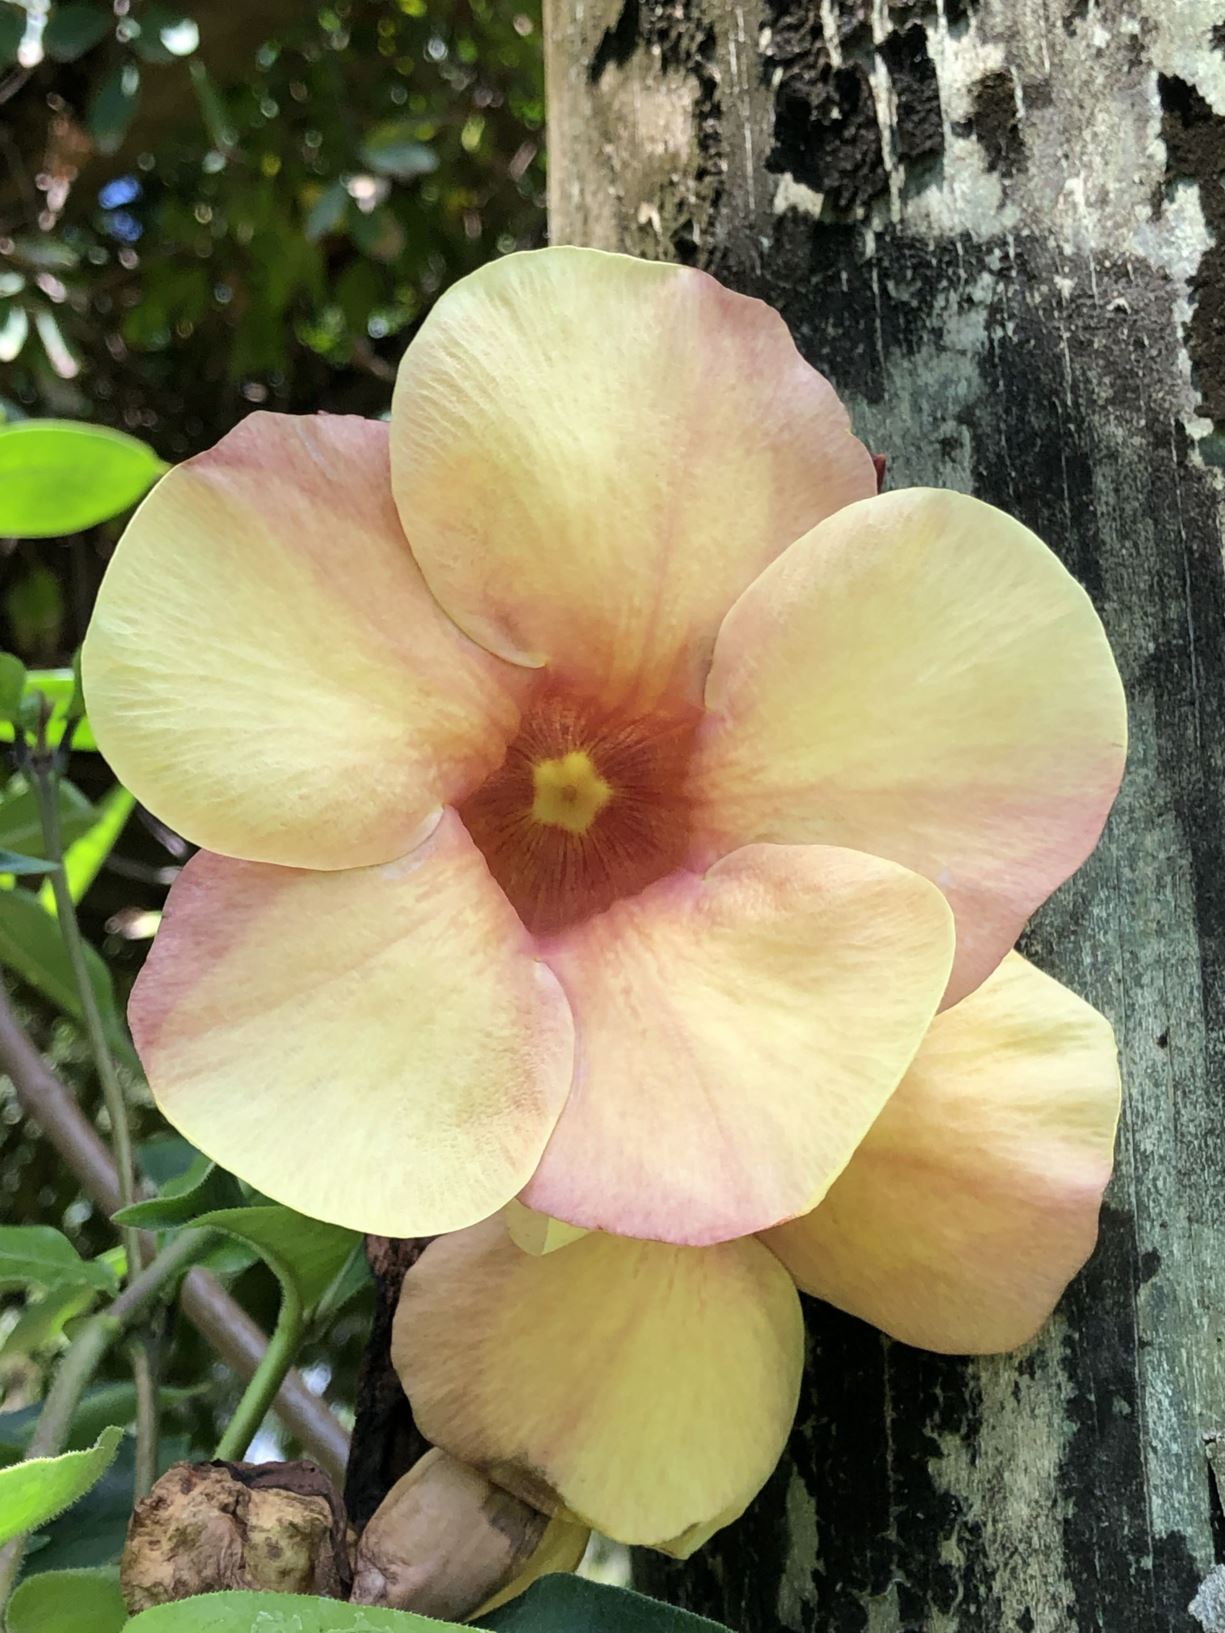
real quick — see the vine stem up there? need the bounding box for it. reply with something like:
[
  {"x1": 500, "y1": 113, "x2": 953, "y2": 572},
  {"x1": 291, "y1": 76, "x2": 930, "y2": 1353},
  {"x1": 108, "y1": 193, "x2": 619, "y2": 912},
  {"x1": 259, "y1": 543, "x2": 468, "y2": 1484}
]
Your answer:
[
  {"x1": 28, "y1": 750, "x2": 140, "y2": 1260},
  {"x1": 214, "y1": 1276, "x2": 305, "y2": 1462},
  {"x1": 0, "y1": 1228, "x2": 210, "y2": 1611},
  {"x1": 28, "y1": 734, "x2": 165, "y2": 1500}
]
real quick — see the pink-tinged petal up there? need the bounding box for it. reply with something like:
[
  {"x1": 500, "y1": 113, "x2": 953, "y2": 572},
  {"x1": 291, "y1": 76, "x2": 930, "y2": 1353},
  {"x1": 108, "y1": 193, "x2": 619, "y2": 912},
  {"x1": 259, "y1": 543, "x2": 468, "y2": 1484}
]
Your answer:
[
  {"x1": 83, "y1": 412, "x2": 525, "y2": 870},
  {"x1": 522, "y1": 843, "x2": 954, "y2": 1245},
  {"x1": 389, "y1": 247, "x2": 875, "y2": 710},
  {"x1": 130, "y1": 810, "x2": 574, "y2": 1237},
  {"x1": 392, "y1": 1218, "x2": 803, "y2": 1550},
  {"x1": 762, "y1": 954, "x2": 1121, "y2": 1354},
  {"x1": 693, "y1": 488, "x2": 1127, "y2": 1005}
]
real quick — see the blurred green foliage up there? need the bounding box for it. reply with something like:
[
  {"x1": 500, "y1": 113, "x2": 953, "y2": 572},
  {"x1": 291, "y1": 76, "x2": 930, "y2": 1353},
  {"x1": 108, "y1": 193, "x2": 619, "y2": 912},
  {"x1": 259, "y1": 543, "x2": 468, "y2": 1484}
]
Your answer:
[{"x1": 0, "y1": 0, "x2": 546, "y2": 453}]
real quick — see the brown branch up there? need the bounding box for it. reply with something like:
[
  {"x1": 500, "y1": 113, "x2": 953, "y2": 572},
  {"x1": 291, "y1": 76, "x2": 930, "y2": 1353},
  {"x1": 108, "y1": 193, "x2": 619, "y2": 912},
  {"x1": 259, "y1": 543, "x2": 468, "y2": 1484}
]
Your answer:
[{"x1": 0, "y1": 986, "x2": 350, "y2": 1482}]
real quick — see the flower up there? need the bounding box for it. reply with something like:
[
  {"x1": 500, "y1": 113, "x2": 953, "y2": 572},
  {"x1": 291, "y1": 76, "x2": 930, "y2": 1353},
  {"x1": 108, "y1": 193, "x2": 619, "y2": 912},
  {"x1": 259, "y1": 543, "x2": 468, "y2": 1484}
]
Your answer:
[
  {"x1": 82, "y1": 247, "x2": 1126, "y2": 1243},
  {"x1": 391, "y1": 953, "x2": 1121, "y2": 1554}
]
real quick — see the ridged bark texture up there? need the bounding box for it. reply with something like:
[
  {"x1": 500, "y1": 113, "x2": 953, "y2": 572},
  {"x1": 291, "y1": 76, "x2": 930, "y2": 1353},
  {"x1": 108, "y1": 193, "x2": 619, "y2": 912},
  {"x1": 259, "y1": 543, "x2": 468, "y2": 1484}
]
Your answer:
[{"x1": 545, "y1": 3, "x2": 1225, "y2": 1629}]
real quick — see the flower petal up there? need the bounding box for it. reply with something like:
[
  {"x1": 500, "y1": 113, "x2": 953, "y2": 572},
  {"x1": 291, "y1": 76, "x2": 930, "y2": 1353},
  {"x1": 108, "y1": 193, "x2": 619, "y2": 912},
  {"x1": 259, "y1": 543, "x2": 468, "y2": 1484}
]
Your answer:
[
  {"x1": 522, "y1": 843, "x2": 954, "y2": 1245},
  {"x1": 762, "y1": 954, "x2": 1121, "y2": 1354},
  {"x1": 692, "y1": 488, "x2": 1127, "y2": 1004},
  {"x1": 389, "y1": 247, "x2": 875, "y2": 709},
  {"x1": 130, "y1": 810, "x2": 574, "y2": 1237},
  {"x1": 475, "y1": 1513, "x2": 590, "y2": 1617},
  {"x1": 83, "y1": 412, "x2": 524, "y2": 870},
  {"x1": 392, "y1": 1217, "x2": 803, "y2": 1550},
  {"x1": 503, "y1": 1200, "x2": 589, "y2": 1257}
]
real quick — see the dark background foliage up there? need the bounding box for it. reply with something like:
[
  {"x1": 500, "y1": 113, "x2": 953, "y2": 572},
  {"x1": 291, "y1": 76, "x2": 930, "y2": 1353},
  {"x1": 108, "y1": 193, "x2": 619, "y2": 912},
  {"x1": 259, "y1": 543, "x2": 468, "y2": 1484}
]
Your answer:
[{"x1": 0, "y1": 0, "x2": 544, "y2": 1507}]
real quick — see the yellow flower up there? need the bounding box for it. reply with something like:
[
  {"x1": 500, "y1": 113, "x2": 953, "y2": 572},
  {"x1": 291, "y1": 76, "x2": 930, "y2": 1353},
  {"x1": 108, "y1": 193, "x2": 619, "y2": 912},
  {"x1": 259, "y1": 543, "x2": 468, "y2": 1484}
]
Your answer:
[{"x1": 83, "y1": 248, "x2": 1125, "y2": 1244}]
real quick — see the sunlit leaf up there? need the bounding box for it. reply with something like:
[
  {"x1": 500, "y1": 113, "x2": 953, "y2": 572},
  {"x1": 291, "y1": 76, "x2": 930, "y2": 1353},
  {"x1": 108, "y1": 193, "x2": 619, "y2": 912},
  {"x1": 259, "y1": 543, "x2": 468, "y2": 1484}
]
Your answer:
[
  {"x1": 0, "y1": 420, "x2": 165, "y2": 539},
  {"x1": 39, "y1": 784, "x2": 135, "y2": 910},
  {"x1": 0, "y1": 1225, "x2": 117, "y2": 1295},
  {"x1": 6, "y1": 1566, "x2": 127, "y2": 1633},
  {"x1": 0, "y1": 1427, "x2": 123, "y2": 1546},
  {"x1": 0, "y1": 1283, "x2": 99, "y2": 1358},
  {"x1": 0, "y1": 669, "x2": 98, "y2": 751}
]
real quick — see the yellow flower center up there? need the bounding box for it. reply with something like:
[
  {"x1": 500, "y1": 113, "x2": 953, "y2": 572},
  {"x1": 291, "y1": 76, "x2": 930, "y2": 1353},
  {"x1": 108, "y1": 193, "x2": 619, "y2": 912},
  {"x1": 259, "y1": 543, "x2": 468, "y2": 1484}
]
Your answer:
[{"x1": 530, "y1": 749, "x2": 612, "y2": 835}]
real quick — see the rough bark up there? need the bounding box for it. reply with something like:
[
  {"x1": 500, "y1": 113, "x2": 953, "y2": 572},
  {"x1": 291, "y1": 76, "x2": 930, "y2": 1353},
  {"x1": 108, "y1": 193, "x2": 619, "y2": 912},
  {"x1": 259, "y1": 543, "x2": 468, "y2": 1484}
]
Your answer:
[{"x1": 545, "y1": 3, "x2": 1225, "y2": 1630}]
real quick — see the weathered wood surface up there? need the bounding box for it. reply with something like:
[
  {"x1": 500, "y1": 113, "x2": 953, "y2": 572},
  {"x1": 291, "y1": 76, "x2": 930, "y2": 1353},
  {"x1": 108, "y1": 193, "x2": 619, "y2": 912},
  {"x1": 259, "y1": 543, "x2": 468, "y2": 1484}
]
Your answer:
[{"x1": 545, "y1": 3, "x2": 1225, "y2": 1629}]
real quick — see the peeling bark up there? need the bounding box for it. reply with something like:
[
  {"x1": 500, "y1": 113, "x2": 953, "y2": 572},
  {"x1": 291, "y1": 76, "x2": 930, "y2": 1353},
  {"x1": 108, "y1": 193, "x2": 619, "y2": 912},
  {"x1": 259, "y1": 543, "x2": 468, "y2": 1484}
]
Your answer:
[{"x1": 545, "y1": 2, "x2": 1225, "y2": 1629}]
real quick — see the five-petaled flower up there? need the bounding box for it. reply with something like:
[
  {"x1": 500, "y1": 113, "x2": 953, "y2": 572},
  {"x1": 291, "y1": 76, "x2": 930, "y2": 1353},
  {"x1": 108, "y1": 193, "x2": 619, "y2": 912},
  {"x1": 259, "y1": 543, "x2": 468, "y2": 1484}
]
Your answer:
[{"x1": 83, "y1": 247, "x2": 1126, "y2": 1254}]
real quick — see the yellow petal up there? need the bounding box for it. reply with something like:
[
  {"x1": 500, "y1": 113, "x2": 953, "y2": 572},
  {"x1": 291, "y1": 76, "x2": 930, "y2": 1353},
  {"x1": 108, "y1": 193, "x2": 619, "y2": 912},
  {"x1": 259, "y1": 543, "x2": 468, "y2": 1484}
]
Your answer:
[
  {"x1": 762, "y1": 954, "x2": 1121, "y2": 1353},
  {"x1": 130, "y1": 810, "x2": 574, "y2": 1237},
  {"x1": 503, "y1": 1201, "x2": 589, "y2": 1257},
  {"x1": 522, "y1": 843, "x2": 954, "y2": 1244},
  {"x1": 693, "y1": 487, "x2": 1127, "y2": 1004},
  {"x1": 474, "y1": 1512, "x2": 590, "y2": 1617},
  {"x1": 392, "y1": 1219, "x2": 804, "y2": 1549},
  {"x1": 84, "y1": 412, "x2": 523, "y2": 870},
  {"x1": 389, "y1": 247, "x2": 875, "y2": 710}
]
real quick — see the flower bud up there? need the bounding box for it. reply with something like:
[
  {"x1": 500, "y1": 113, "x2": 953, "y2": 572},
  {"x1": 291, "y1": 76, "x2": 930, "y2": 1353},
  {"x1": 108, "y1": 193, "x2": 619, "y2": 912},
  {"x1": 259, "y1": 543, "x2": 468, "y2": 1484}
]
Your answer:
[
  {"x1": 121, "y1": 1458, "x2": 352, "y2": 1613},
  {"x1": 350, "y1": 1448, "x2": 548, "y2": 1620}
]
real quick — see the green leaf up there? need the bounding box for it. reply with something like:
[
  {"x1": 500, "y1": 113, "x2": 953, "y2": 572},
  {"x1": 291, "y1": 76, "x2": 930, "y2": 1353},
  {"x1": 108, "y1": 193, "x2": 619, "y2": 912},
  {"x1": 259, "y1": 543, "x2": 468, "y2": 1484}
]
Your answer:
[
  {"x1": 0, "y1": 777, "x2": 96, "y2": 856},
  {"x1": 0, "y1": 420, "x2": 165, "y2": 538},
  {"x1": 0, "y1": 1283, "x2": 98, "y2": 1358},
  {"x1": 0, "y1": 669, "x2": 97, "y2": 751},
  {"x1": 38, "y1": 783, "x2": 134, "y2": 909},
  {"x1": 0, "y1": 653, "x2": 26, "y2": 722},
  {"x1": 189, "y1": 61, "x2": 236, "y2": 152},
  {"x1": 6, "y1": 1566, "x2": 127, "y2": 1633},
  {"x1": 0, "y1": 1225, "x2": 118, "y2": 1295},
  {"x1": 0, "y1": 850, "x2": 59, "y2": 877},
  {"x1": 304, "y1": 181, "x2": 349, "y2": 242},
  {"x1": 0, "y1": 886, "x2": 137, "y2": 1069},
  {"x1": 124, "y1": 1582, "x2": 738, "y2": 1633},
  {"x1": 126, "y1": 1593, "x2": 461, "y2": 1631},
  {"x1": 43, "y1": 2, "x2": 113, "y2": 61},
  {"x1": 5, "y1": 563, "x2": 64, "y2": 652},
  {"x1": 24, "y1": 1430, "x2": 190, "y2": 1574},
  {"x1": 188, "y1": 1206, "x2": 359, "y2": 1314},
  {"x1": 0, "y1": 1427, "x2": 122, "y2": 1546},
  {"x1": 87, "y1": 61, "x2": 141, "y2": 155},
  {"x1": 115, "y1": 1161, "x2": 244, "y2": 1230},
  {"x1": 0, "y1": 4, "x2": 24, "y2": 66},
  {"x1": 481, "y1": 1577, "x2": 736, "y2": 1631},
  {"x1": 358, "y1": 120, "x2": 439, "y2": 180},
  {"x1": 0, "y1": 1384, "x2": 198, "y2": 1461}
]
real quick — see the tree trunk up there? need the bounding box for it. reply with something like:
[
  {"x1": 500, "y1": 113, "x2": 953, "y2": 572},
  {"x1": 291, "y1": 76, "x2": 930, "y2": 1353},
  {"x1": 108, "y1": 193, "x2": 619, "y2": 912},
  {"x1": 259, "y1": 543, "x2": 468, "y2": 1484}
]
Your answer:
[{"x1": 544, "y1": 3, "x2": 1225, "y2": 1630}]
